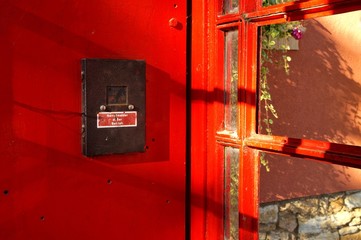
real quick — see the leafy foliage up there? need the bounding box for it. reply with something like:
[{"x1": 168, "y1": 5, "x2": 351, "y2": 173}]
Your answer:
[
  {"x1": 262, "y1": 0, "x2": 294, "y2": 7},
  {"x1": 260, "y1": 21, "x2": 304, "y2": 171}
]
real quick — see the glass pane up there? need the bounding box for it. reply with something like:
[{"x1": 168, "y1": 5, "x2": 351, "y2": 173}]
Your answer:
[
  {"x1": 259, "y1": 151, "x2": 361, "y2": 238},
  {"x1": 262, "y1": 0, "x2": 296, "y2": 7},
  {"x1": 260, "y1": 152, "x2": 361, "y2": 202},
  {"x1": 224, "y1": 147, "x2": 239, "y2": 240},
  {"x1": 224, "y1": 30, "x2": 239, "y2": 131},
  {"x1": 107, "y1": 86, "x2": 128, "y2": 105},
  {"x1": 223, "y1": 0, "x2": 239, "y2": 14},
  {"x1": 258, "y1": 10, "x2": 361, "y2": 146}
]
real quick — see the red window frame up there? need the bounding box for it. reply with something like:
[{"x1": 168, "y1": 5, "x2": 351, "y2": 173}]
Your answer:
[{"x1": 191, "y1": 0, "x2": 361, "y2": 239}]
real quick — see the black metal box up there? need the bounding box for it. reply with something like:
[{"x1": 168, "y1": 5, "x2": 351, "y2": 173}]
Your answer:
[{"x1": 82, "y1": 59, "x2": 146, "y2": 156}]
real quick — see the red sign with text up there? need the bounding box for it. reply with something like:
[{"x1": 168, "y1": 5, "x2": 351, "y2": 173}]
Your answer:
[{"x1": 97, "y1": 111, "x2": 137, "y2": 128}]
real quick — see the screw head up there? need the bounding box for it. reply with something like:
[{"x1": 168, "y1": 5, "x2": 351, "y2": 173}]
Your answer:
[
  {"x1": 169, "y1": 18, "x2": 178, "y2": 28},
  {"x1": 100, "y1": 105, "x2": 106, "y2": 111}
]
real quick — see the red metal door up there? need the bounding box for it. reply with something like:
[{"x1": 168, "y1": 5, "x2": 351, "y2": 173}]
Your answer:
[{"x1": 0, "y1": 1, "x2": 186, "y2": 239}]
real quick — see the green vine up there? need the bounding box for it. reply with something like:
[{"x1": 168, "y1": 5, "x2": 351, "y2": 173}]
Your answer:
[
  {"x1": 262, "y1": 0, "x2": 294, "y2": 7},
  {"x1": 260, "y1": 21, "x2": 305, "y2": 171}
]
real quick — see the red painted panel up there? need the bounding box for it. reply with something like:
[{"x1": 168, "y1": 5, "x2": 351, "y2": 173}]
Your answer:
[{"x1": 0, "y1": 0, "x2": 186, "y2": 239}]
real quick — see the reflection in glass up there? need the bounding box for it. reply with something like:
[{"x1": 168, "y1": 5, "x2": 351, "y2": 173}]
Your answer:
[
  {"x1": 223, "y1": 0, "x2": 239, "y2": 14},
  {"x1": 107, "y1": 86, "x2": 128, "y2": 105},
  {"x1": 224, "y1": 30, "x2": 239, "y2": 131},
  {"x1": 224, "y1": 147, "x2": 239, "y2": 240},
  {"x1": 258, "y1": 11, "x2": 361, "y2": 146}
]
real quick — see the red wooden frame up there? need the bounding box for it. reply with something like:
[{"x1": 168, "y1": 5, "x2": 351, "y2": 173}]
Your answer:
[
  {"x1": 191, "y1": 0, "x2": 361, "y2": 239},
  {"x1": 190, "y1": 0, "x2": 209, "y2": 239}
]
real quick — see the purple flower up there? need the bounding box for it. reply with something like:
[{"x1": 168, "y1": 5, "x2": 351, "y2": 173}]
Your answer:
[{"x1": 291, "y1": 28, "x2": 303, "y2": 40}]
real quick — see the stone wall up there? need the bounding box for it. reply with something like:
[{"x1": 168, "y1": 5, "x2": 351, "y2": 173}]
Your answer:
[{"x1": 259, "y1": 190, "x2": 361, "y2": 239}]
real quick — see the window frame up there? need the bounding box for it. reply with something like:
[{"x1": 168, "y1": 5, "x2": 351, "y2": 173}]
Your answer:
[{"x1": 191, "y1": 0, "x2": 361, "y2": 239}]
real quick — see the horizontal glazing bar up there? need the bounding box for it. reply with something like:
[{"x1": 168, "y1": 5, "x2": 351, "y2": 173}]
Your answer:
[{"x1": 245, "y1": 135, "x2": 361, "y2": 168}]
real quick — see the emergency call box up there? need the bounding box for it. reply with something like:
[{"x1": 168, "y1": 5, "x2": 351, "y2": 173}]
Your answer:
[{"x1": 81, "y1": 59, "x2": 146, "y2": 156}]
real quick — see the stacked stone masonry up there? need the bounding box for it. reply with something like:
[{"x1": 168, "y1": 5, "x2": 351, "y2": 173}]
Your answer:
[{"x1": 259, "y1": 190, "x2": 361, "y2": 240}]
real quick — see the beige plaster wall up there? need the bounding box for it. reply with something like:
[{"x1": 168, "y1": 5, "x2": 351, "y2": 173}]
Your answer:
[{"x1": 260, "y1": 10, "x2": 361, "y2": 203}]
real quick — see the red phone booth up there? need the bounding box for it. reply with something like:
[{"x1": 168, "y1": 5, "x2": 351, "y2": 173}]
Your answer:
[{"x1": 1, "y1": 0, "x2": 361, "y2": 240}]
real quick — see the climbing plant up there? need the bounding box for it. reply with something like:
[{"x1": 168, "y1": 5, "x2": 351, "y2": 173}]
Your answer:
[
  {"x1": 263, "y1": 0, "x2": 294, "y2": 7},
  {"x1": 259, "y1": 21, "x2": 305, "y2": 171}
]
